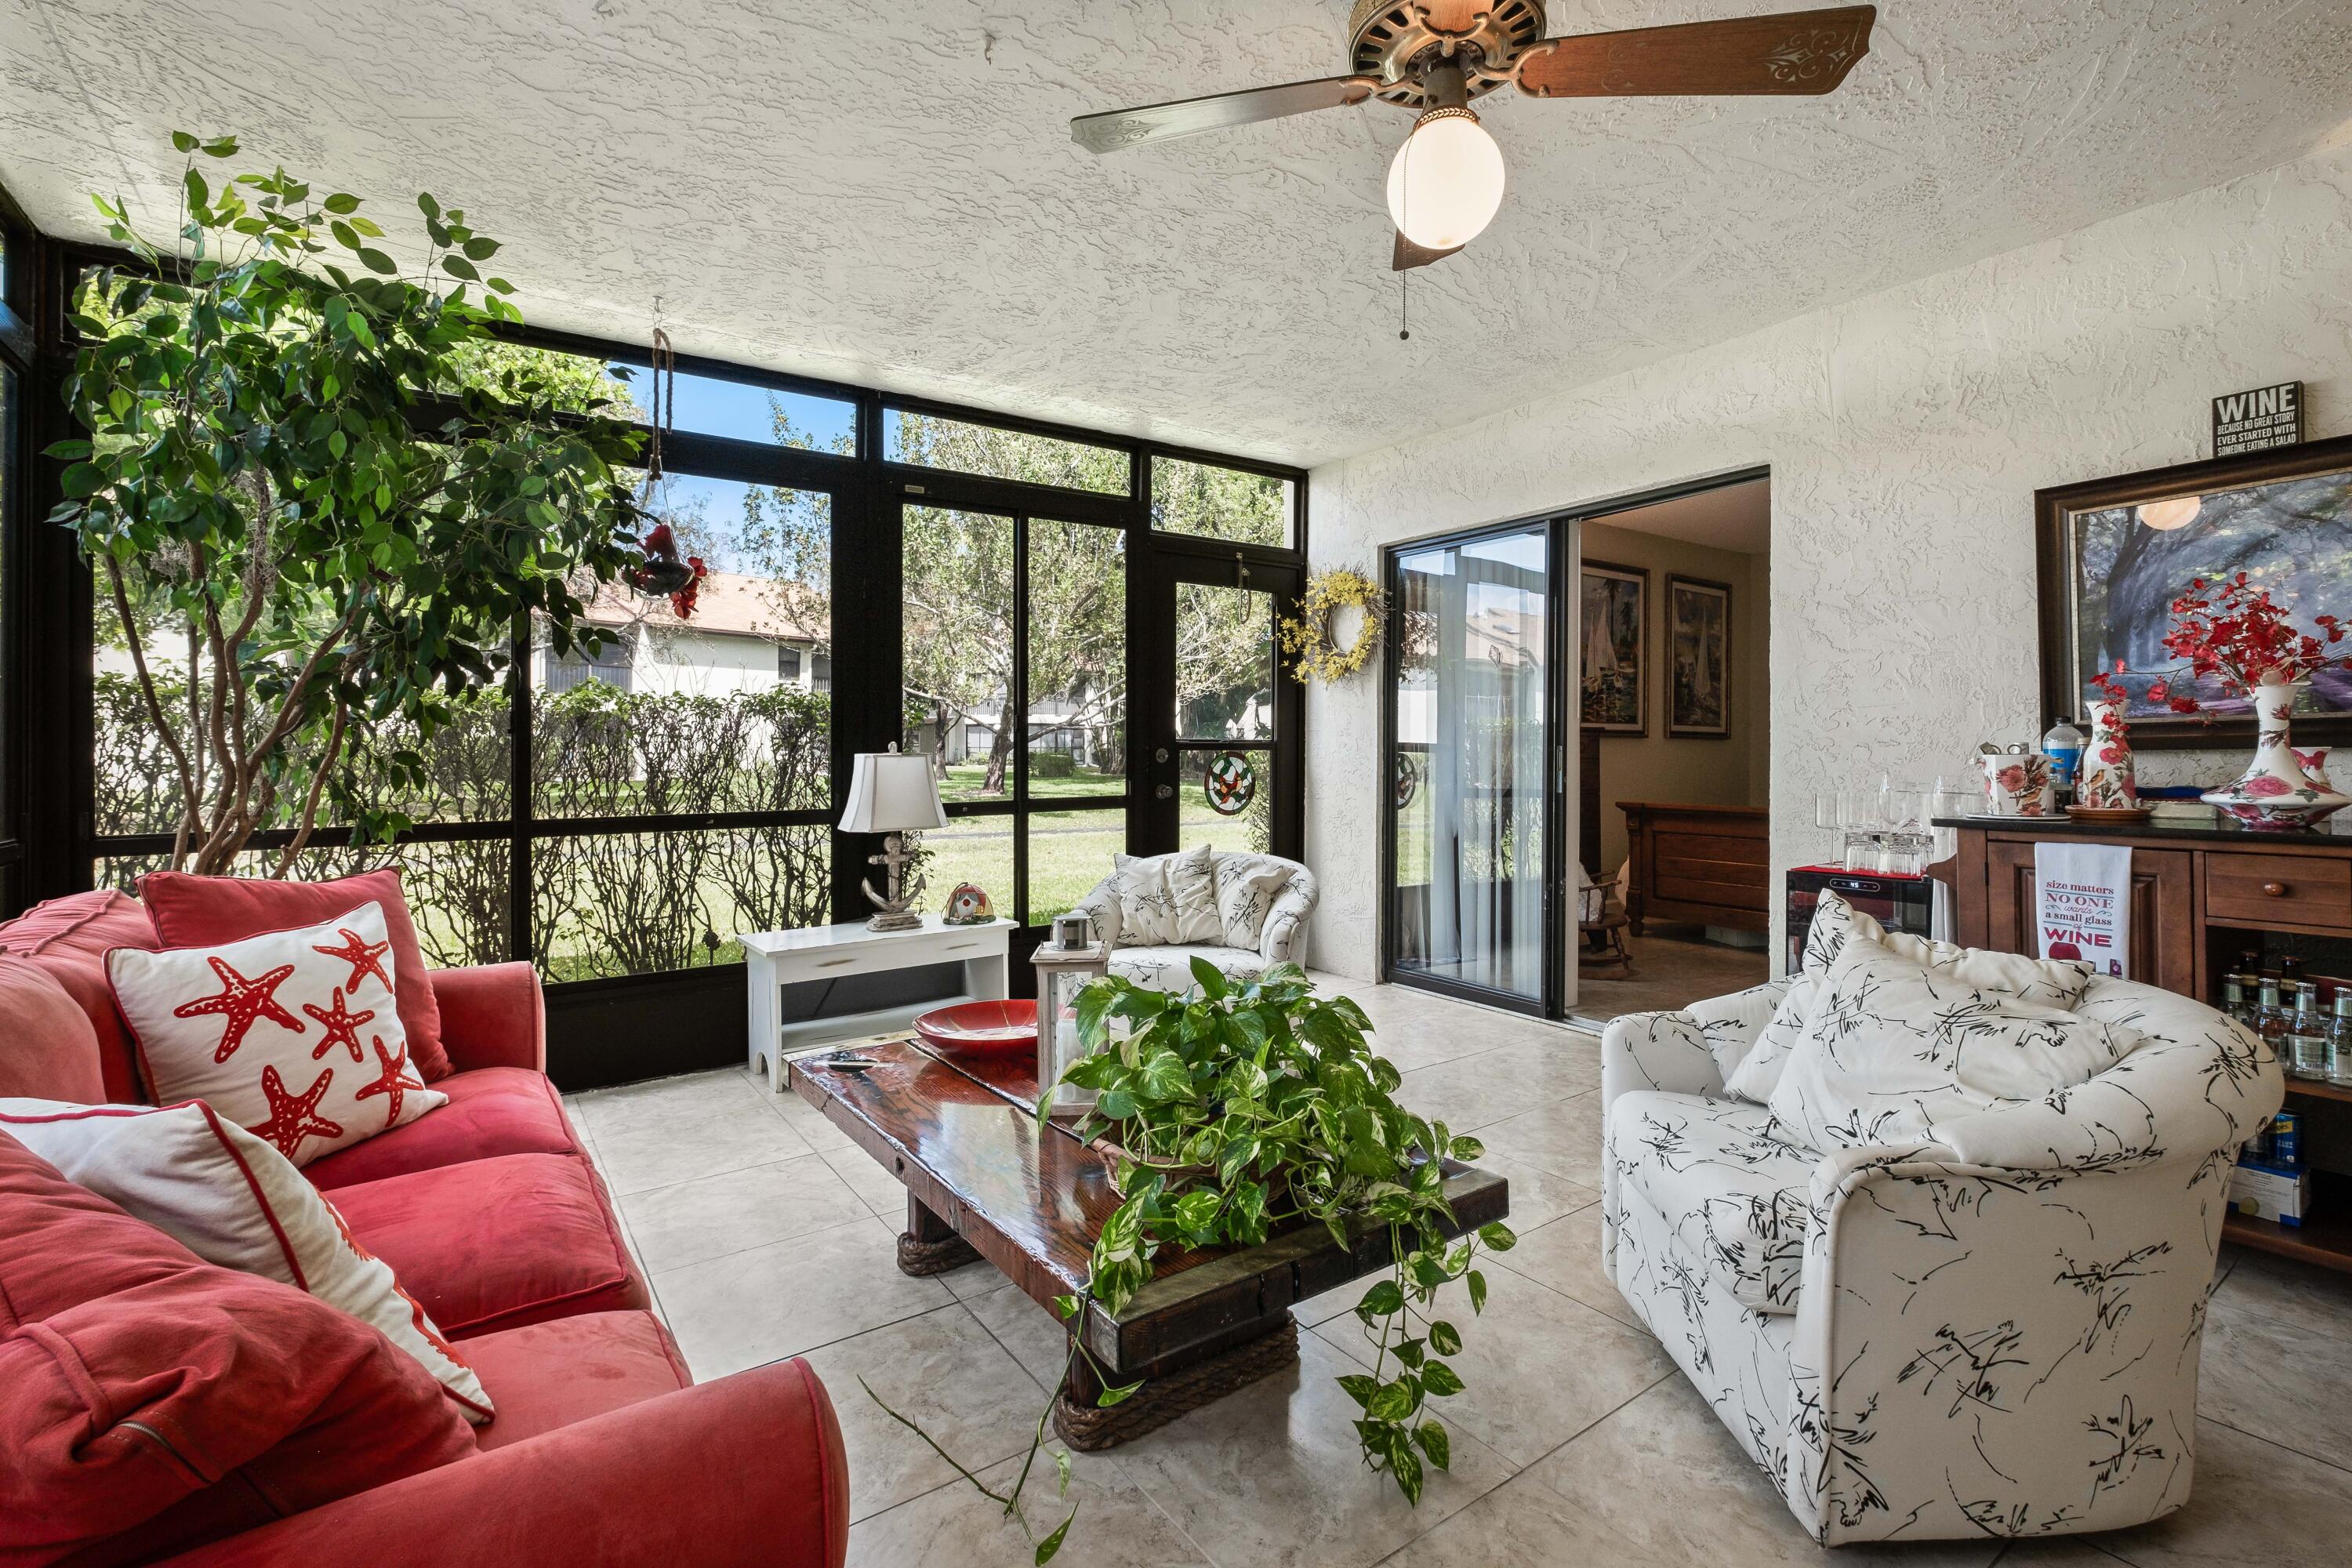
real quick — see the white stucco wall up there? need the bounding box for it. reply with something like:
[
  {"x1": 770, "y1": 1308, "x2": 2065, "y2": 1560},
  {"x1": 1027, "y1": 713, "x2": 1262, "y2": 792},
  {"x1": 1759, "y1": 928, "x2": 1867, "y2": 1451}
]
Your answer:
[{"x1": 1305, "y1": 141, "x2": 2352, "y2": 982}]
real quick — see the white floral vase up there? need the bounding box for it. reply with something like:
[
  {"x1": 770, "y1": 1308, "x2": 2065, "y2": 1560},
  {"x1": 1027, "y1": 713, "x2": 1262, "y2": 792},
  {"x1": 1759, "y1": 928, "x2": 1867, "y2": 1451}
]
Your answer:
[
  {"x1": 2074, "y1": 701, "x2": 2138, "y2": 811},
  {"x1": 2201, "y1": 681, "x2": 2351, "y2": 831}
]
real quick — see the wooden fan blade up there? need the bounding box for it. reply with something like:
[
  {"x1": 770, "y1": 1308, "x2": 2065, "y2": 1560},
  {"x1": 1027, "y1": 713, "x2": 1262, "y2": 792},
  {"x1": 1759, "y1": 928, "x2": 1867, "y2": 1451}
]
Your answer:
[
  {"x1": 1515, "y1": 5, "x2": 1875, "y2": 98},
  {"x1": 1073, "y1": 74, "x2": 1383, "y2": 153},
  {"x1": 1393, "y1": 231, "x2": 1462, "y2": 271}
]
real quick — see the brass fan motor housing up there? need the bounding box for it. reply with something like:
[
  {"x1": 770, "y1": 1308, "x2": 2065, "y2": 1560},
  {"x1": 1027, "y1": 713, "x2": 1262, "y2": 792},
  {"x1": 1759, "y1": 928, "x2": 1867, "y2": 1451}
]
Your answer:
[{"x1": 1347, "y1": 0, "x2": 1548, "y2": 106}]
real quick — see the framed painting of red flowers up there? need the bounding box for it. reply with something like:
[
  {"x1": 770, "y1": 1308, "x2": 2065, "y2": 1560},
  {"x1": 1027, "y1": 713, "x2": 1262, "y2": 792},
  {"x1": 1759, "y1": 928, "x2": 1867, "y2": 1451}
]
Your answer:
[{"x1": 2036, "y1": 434, "x2": 2352, "y2": 750}]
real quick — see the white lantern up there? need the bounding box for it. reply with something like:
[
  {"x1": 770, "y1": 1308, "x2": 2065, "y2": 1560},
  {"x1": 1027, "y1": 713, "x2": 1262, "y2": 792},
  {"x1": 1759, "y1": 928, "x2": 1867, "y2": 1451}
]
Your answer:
[{"x1": 1033, "y1": 939, "x2": 1110, "y2": 1121}]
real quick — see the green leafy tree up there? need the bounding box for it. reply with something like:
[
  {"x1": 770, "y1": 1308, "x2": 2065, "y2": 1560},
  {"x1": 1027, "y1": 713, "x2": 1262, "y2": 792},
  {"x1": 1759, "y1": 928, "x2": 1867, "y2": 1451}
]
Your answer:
[{"x1": 54, "y1": 133, "x2": 647, "y2": 873}]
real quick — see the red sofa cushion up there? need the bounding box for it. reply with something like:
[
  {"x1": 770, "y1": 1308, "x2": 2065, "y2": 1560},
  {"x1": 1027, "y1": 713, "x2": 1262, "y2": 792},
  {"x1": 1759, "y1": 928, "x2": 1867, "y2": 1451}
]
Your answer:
[
  {"x1": 0, "y1": 891, "x2": 160, "y2": 1102},
  {"x1": 460, "y1": 1311, "x2": 691, "y2": 1454},
  {"x1": 328, "y1": 1152, "x2": 647, "y2": 1338},
  {"x1": 0, "y1": 957, "x2": 106, "y2": 1105},
  {"x1": 140, "y1": 869, "x2": 452, "y2": 1082},
  {"x1": 0, "y1": 1131, "x2": 474, "y2": 1568},
  {"x1": 305, "y1": 1065, "x2": 580, "y2": 1190}
]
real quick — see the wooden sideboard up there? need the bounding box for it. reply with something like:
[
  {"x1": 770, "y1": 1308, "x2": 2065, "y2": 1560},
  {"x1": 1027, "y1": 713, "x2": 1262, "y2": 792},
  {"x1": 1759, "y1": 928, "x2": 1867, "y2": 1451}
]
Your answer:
[
  {"x1": 1936, "y1": 816, "x2": 2352, "y2": 1271},
  {"x1": 1617, "y1": 802, "x2": 1769, "y2": 935}
]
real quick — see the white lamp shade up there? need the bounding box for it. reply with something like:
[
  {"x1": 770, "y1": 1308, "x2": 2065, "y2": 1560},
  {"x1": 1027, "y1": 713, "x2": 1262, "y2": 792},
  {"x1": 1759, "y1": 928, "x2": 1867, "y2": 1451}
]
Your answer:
[
  {"x1": 1385, "y1": 111, "x2": 1506, "y2": 252},
  {"x1": 838, "y1": 748, "x2": 948, "y2": 833}
]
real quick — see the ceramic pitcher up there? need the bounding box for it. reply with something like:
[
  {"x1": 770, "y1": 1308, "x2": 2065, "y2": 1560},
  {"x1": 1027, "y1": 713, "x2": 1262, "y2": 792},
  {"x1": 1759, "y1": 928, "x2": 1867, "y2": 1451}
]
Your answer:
[{"x1": 1976, "y1": 750, "x2": 2055, "y2": 817}]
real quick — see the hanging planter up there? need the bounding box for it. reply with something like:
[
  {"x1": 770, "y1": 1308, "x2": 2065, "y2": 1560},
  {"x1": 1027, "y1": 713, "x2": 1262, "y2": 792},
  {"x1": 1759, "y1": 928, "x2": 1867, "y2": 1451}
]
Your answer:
[
  {"x1": 626, "y1": 523, "x2": 706, "y2": 617},
  {"x1": 622, "y1": 326, "x2": 706, "y2": 619},
  {"x1": 1279, "y1": 568, "x2": 1384, "y2": 682}
]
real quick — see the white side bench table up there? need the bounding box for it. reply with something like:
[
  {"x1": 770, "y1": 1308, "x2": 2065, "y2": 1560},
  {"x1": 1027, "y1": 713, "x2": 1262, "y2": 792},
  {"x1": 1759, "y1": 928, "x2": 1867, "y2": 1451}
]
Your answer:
[{"x1": 739, "y1": 916, "x2": 1015, "y2": 1094}]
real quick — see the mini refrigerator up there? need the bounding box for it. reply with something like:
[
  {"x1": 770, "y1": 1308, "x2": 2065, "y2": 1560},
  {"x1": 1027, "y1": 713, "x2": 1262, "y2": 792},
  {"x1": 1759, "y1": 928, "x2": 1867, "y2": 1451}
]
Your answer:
[{"x1": 1785, "y1": 867, "x2": 1936, "y2": 972}]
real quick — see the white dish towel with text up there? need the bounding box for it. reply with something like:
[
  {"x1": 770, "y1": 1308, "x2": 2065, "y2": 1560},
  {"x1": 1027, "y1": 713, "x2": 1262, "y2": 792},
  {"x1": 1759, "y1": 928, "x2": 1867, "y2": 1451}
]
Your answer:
[{"x1": 2034, "y1": 840, "x2": 2132, "y2": 980}]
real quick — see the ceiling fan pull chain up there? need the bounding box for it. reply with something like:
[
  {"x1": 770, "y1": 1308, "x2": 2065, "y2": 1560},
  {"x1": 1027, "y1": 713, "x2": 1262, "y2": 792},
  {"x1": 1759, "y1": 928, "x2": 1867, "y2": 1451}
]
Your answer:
[{"x1": 1399, "y1": 270, "x2": 1410, "y2": 341}]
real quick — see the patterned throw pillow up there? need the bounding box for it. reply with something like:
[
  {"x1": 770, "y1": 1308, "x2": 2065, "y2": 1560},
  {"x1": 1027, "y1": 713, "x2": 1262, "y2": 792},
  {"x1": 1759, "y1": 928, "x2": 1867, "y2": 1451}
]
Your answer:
[
  {"x1": 0, "y1": 1097, "x2": 491, "y2": 1422},
  {"x1": 1766, "y1": 932, "x2": 2141, "y2": 1152},
  {"x1": 1723, "y1": 893, "x2": 2096, "y2": 1103},
  {"x1": 107, "y1": 900, "x2": 445, "y2": 1167},
  {"x1": 1724, "y1": 893, "x2": 1895, "y2": 1102},
  {"x1": 1214, "y1": 853, "x2": 1295, "y2": 950},
  {"x1": 1111, "y1": 847, "x2": 1218, "y2": 947}
]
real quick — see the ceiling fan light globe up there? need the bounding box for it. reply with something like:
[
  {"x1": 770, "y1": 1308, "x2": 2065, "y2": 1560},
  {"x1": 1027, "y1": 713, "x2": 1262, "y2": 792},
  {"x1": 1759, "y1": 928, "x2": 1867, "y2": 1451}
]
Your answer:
[{"x1": 1385, "y1": 110, "x2": 1505, "y2": 251}]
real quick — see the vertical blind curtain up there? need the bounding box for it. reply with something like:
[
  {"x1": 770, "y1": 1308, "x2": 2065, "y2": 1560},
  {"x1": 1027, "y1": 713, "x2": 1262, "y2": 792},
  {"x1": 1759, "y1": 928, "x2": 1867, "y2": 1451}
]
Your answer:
[{"x1": 1421, "y1": 533, "x2": 1547, "y2": 998}]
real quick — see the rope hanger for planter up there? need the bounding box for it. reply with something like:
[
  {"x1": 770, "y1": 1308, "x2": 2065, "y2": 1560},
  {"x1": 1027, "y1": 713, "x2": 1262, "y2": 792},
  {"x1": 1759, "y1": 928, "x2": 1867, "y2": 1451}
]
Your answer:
[{"x1": 626, "y1": 312, "x2": 705, "y2": 617}]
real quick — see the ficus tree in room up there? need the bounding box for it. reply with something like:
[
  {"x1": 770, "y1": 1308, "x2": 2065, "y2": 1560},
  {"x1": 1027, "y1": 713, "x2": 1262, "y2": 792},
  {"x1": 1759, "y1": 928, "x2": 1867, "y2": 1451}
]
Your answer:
[{"x1": 51, "y1": 132, "x2": 648, "y2": 874}]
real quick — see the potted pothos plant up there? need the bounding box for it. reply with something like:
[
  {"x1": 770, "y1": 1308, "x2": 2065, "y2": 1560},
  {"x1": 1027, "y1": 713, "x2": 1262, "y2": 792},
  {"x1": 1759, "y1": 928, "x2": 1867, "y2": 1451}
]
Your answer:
[
  {"x1": 51, "y1": 132, "x2": 648, "y2": 873},
  {"x1": 869, "y1": 957, "x2": 1514, "y2": 1563}
]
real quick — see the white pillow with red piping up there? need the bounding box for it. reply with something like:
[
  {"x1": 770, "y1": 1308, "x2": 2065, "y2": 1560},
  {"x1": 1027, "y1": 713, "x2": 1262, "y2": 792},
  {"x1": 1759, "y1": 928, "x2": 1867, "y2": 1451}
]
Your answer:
[{"x1": 0, "y1": 1096, "x2": 492, "y2": 1424}]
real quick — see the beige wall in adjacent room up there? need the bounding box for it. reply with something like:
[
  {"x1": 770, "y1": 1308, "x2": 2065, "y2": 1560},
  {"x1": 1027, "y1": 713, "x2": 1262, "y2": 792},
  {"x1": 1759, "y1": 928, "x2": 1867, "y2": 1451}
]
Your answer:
[{"x1": 1581, "y1": 518, "x2": 1769, "y2": 875}]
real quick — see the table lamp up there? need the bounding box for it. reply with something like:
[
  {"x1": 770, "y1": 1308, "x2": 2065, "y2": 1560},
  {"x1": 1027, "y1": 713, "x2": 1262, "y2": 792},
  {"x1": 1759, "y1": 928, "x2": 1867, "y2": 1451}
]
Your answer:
[{"x1": 839, "y1": 744, "x2": 949, "y2": 931}]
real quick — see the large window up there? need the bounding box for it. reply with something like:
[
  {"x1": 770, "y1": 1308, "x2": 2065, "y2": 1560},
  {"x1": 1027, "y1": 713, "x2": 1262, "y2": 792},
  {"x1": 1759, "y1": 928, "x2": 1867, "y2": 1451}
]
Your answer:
[{"x1": 45, "y1": 239, "x2": 1305, "y2": 1069}]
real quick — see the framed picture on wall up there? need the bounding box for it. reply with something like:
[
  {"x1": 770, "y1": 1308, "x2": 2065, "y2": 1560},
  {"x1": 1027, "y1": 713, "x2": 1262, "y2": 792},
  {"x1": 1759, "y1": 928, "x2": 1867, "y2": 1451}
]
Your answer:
[
  {"x1": 1580, "y1": 560, "x2": 1646, "y2": 735},
  {"x1": 2037, "y1": 434, "x2": 2352, "y2": 749},
  {"x1": 1665, "y1": 574, "x2": 1732, "y2": 739}
]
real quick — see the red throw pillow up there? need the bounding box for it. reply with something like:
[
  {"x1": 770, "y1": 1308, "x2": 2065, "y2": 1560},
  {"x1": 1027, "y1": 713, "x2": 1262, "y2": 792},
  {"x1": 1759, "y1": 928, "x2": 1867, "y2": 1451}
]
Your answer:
[
  {"x1": 0, "y1": 891, "x2": 162, "y2": 1102},
  {"x1": 140, "y1": 869, "x2": 451, "y2": 1081},
  {"x1": 0, "y1": 1131, "x2": 474, "y2": 1567},
  {"x1": 0, "y1": 957, "x2": 107, "y2": 1104}
]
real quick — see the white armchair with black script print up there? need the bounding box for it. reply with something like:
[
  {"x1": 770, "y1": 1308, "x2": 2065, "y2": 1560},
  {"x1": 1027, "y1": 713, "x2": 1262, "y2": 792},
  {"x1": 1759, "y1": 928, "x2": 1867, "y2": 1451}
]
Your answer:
[{"x1": 1600, "y1": 974, "x2": 2281, "y2": 1544}]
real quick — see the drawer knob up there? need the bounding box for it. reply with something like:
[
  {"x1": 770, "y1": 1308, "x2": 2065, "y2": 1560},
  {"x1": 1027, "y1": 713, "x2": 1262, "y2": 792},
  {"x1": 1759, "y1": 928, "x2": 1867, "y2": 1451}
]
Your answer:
[{"x1": 2261, "y1": 881, "x2": 2288, "y2": 897}]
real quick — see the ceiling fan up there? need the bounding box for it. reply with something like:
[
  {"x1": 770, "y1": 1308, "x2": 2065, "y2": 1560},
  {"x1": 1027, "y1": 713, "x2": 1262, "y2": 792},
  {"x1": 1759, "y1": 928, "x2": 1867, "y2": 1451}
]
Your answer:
[{"x1": 1073, "y1": 2, "x2": 1877, "y2": 270}]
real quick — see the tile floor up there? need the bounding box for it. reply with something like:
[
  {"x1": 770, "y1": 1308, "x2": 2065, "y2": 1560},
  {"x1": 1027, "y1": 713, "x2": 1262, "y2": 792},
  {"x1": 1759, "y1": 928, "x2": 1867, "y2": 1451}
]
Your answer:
[
  {"x1": 1570, "y1": 929, "x2": 1770, "y2": 1027},
  {"x1": 565, "y1": 975, "x2": 2352, "y2": 1568}
]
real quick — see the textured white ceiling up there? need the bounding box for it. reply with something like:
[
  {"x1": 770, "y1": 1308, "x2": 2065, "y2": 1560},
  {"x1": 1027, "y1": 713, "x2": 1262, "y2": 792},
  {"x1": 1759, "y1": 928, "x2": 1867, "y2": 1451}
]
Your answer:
[{"x1": 5, "y1": 1, "x2": 2351, "y2": 467}]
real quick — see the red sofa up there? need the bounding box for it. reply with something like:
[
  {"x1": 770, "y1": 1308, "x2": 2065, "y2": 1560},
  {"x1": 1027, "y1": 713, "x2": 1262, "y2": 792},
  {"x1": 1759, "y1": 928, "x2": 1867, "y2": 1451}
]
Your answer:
[{"x1": 0, "y1": 891, "x2": 849, "y2": 1568}]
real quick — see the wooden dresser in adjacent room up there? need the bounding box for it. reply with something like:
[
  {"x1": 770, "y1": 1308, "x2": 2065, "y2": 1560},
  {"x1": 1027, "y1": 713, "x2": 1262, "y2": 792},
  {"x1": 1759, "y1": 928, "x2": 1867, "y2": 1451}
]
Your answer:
[
  {"x1": 1936, "y1": 816, "x2": 2352, "y2": 1272},
  {"x1": 1617, "y1": 801, "x2": 1769, "y2": 935}
]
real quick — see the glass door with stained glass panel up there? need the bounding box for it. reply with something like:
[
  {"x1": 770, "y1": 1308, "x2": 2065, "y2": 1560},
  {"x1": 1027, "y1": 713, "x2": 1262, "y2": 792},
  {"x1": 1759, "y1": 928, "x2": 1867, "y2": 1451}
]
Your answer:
[{"x1": 1136, "y1": 556, "x2": 1301, "y2": 866}]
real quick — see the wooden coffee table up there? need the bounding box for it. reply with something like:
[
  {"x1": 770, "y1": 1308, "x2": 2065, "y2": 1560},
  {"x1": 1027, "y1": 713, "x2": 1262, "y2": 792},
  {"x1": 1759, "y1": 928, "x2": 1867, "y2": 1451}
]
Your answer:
[{"x1": 791, "y1": 1036, "x2": 1508, "y2": 1449}]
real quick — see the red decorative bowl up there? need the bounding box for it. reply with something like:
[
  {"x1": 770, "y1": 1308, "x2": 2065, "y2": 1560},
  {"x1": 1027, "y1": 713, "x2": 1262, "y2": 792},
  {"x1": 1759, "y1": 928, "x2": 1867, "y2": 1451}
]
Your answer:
[{"x1": 913, "y1": 999, "x2": 1039, "y2": 1056}]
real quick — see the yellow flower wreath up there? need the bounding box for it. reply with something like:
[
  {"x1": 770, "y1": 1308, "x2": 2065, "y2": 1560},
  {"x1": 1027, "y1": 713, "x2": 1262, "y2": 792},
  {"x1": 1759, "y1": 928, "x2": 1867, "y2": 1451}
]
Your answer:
[{"x1": 1279, "y1": 568, "x2": 1385, "y2": 683}]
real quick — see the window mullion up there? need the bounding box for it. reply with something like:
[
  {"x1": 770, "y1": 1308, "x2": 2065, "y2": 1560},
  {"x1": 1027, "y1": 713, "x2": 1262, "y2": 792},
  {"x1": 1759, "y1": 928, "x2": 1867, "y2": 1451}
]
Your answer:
[{"x1": 1011, "y1": 511, "x2": 1029, "y2": 926}]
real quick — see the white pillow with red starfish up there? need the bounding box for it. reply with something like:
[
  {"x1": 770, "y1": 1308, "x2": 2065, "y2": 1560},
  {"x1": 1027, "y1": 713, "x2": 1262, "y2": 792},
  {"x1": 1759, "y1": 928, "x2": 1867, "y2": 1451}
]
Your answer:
[
  {"x1": 0, "y1": 1096, "x2": 492, "y2": 1423},
  {"x1": 107, "y1": 898, "x2": 445, "y2": 1167}
]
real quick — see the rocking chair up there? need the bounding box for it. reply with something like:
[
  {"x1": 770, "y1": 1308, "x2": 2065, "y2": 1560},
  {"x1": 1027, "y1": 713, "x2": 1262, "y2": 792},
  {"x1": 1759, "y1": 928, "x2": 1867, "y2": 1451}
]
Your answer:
[{"x1": 1577, "y1": 861, "x2": 1635, "y2": 975}]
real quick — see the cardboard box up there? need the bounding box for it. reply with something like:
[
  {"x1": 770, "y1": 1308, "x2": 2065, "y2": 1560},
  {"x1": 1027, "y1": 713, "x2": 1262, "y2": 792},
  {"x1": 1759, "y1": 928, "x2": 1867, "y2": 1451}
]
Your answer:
[{"x1": 2230, "y1": 1158, "x2": 2313, "y2": 1227}]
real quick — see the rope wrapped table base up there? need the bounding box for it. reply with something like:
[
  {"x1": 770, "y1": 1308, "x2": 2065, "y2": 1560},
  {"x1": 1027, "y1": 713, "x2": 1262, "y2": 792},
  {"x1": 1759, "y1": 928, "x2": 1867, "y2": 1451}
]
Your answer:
[
  {"x1": 896, "y1": 1228, "x2": 982, "y2": 1276},
  {"x1": 1051, "y1": 1316, "x2": 1300, "y2": 1451}
]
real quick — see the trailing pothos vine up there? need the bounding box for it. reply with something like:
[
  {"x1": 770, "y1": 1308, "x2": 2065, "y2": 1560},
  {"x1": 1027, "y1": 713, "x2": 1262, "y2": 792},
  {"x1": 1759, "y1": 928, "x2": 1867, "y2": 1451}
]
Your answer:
[{"x1": 872, "y1": 958, "x2": 1513, "y2": 1563}]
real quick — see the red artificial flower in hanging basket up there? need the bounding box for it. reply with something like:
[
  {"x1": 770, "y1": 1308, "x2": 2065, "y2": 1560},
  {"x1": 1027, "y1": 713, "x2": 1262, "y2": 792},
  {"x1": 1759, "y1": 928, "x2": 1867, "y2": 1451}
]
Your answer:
[{"x1": 626, "y1": 523, "x2": 708, "y2": 619}]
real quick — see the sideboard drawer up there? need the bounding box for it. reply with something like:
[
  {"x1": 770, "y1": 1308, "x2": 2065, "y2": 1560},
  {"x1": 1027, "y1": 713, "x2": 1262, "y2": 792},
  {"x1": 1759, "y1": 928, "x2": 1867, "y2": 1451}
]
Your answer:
[{"x1": 2205, "y1": 853, "x2": 2352, "y2": 929}]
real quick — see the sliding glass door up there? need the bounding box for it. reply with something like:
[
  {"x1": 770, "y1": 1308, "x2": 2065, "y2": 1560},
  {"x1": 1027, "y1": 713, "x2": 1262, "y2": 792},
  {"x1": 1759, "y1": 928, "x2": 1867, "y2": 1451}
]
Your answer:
[{"x1": 1386, "y1": 524, "x2": 1558, "y2": 1012}]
